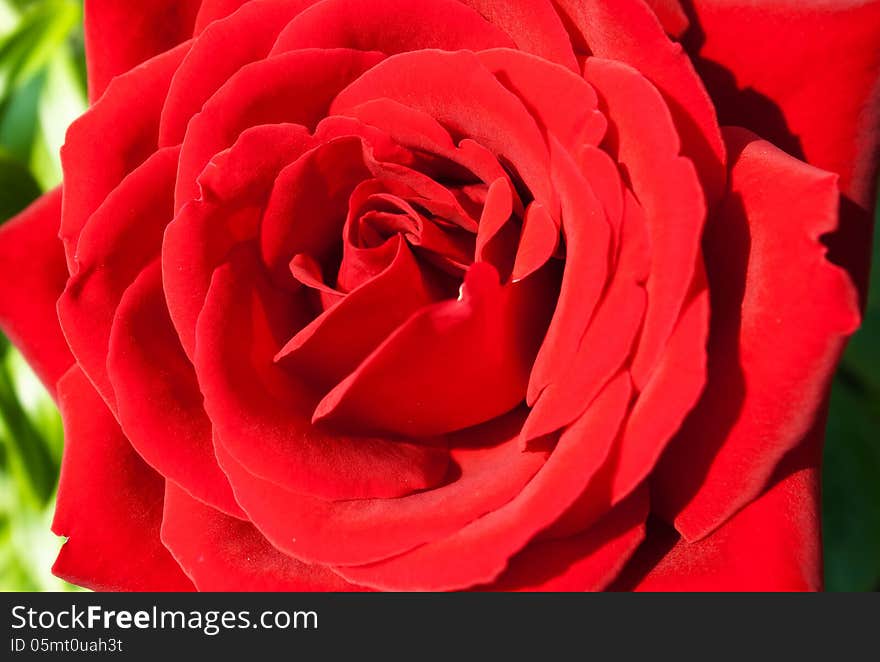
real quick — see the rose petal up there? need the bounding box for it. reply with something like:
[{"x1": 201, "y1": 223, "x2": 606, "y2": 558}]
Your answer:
[
  {"x1": 161, "y1": 482, "x2": 364, "y2": 591},
  {"x1": 686, "y1": 0, "x2": 880, "y2": 211},
  {"x1": 510, "y1": 202, "x2": 559, "y2": 282},
  {"x1": 335, "y1": 372, "x2": 632, "y2": 590},
  {"x1": 260, "y1": 137, "x2": 373, "y2": 281},
  {"x1": 313, "y1": 261, "x2": 558, "y2": 437},
  {"x1": 477, "y1": 48, "x2": 605, "y2": 151},
  {"x1": 107, "y1": 261, "x2": 244, "y2": 518},
  {"x1": 360, "y1": 158, "x2": 484, "y2": 234},
  {"x1": 487, "y1": 487, "x2": 648, "y2": 591},
  {"x1": 644, "y1": 0, "x2": 689, "y2": 39},
  {"x1": 58, "y1": 147, "x2": 179, "y2": 409},
  {"x1": 194, "y1": 0, "x2": 254, "y2": 33},
  {"x1": 84, "y1": 0, "x2": 199, "y2": 101},
  {"x1": 338, "y1": 98, "x2": 512, "y2": 189},
  {"x1": 164, "y1": 123, "x2": 315, "y2": 359},
  {"x1": 686, "y1": 0, "x2": 880, "y2": 303},
  {"x1": 612, "y1": 275, "x2": 709, "y2": 503},
  {"x1": 522, "y1": 189, "x2": 649, "y2": 442},
  {"x1": 214, "y1": 409, "x2": 548, "y2": 566},
  {"x1": 195, "y1": 248, "x2": 450, "y2": 500},
  {"x1": 175, "y1": 48, "x2": 383, "y2": 212},
  {"x1": 0, "y1": 189, "x2": 72, "y2": 397},
  {"x1": 553, "y1": 0, "x2": 726, "y2": 203},
  {"x1": 474, "y1": 177, "x2": 517, "y2": 274},
  {"x1": 160, "y1": 0, "x2": 318, "y2": 146},
  {"x1": 577, "y1": 146, "x2": 624, "y2": 243},
  {"x1": 617, "y1": 435, "x2": 823, "y2": 591},
  {"x1": 331, "y1": 49, "x2": 555, "y2": 213},
  {"x1": 277, "y1": 238, "x2": 444, "y2": 389},
  {"x1": 270, "y1": 0, "x2": 514, "y2": 54},
  {"x1": 51, "y1": 367, "x2": 193, "y2": 591},
  {"x1": 534, "y1": 275, "x2": 708, "y2": 542},
  {"x1": 585, "y1": 57, "x2": 706, "y2": 389},
  {"x1": 527, "y1": 138, "x2": 613, "y2": 405},
  {"x1": 653, "y1": 128, "x2": 860, "y2": 541},
  {"x1": 61, "y1": 42, "x2": 188, "y2": 271},
  {"x1": 458, "y1": 0, "x2": 579, "y2": 71},
  {"x1": 289, "y1": 253, "x2": 345, "y2": 307}
]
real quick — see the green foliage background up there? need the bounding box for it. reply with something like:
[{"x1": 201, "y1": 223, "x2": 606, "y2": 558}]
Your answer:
[
  {"x1": 0, "y1": 0, "x2": 877, "y2": 592},
  {"x1": 0, "y1": 0, "x2": 85, "y2": 592}
]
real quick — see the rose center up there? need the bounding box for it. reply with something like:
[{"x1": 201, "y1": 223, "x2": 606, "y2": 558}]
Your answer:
[{"x1": 272, "y1": 139, "x2": 563, "y2": 438}]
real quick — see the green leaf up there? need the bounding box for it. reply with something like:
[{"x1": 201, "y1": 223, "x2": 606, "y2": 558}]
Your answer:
[
  {"x1": 0, "y1": 349, "x2": 59, "y2": 508},
  {"x1": 837, "y1": 202, "x2": 880, "y2": 399},
  {"x1": 823, "y1": 376, "x2": 880, "y2": 592},
  {"x1": 0, "y1": 68, "x2": 43, "y2": 162},
  {"x1": 823, "y1": 197, "x2": 880, "y2": 592},
  {"x1": 0, "y1": 0, "x2": 81, "y2": 98},
  {"x1": 0, "y1": 147, "x2": 39, "y2": 219},
  {"x1": 0, "y1": 0, "x2": 84, "y2": 592},
  {"x1": 0, "y1": 0, "x2": 83, "y2": 189},
  {"x1": 0, "y1": 335, "x2": 72, "y2": 592},
  {"x1": 0, "y1": 1, "x2": 19, "y2": 37},
  {"x1": 30, "y1": 44, "x2": 85, "y2": 188}
]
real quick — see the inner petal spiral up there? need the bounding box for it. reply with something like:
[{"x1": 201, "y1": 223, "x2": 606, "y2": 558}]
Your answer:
[{"x1": 258, "y1": 120, "x2": 563, "y2": 438}]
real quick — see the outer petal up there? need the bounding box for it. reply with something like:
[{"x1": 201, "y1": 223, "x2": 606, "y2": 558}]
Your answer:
[
  {"x1": 213, "y1": 409, "x2": 548, "y2": 567},
  {"x1": 270, "y1": 0, "x2": 514, "y2": 54},
  {"x1": 685, "y1": 0, "x2": 880, "y2": 301},
  {"x1": 584, "y1": 57, "x2": 706, "y2": 389},
  {"x1": 487, "y1": 488, "x2": 648, "y2": 592},
  {"x1": 194, "y1": 0, "x2": 254, "y2": 33},
  {"x1": 457, "y1": 0, "x2": 579, "y2": 71},
  {"x1": 336, "y1": 373, "x2": 632, "y2": 591},
  {"x1": 653, "y1": 128, "x2": 860, "y2": 540},
  {"x1": 61, "y1": 42, "x2": 188, "y2": 271},
  {"x1": 58, "y1": 147, "x2": 179, "y2": 409},
  {"x1": 84, "y1": 0, "x2": 200, "y2": 101},
  {"x1": 160, "y1": 0, "x2": 319, "y2": 146},
  {"x1": 161, "y1": 483, "x2": 364, "y2": 591},
  {"x1": 645, "y1": 0, "x2": 689, "y2": 38},
  {"x1": 552, "y1": 0, "x2": 726, "y2": 203},
  {"x1": 107, "y1": 261, "x2": 244, "y2": 517},
  {"x1": 51, "y1": 367, "x2": 193, "y2": 591},
  {"x1": 476, "y1": 48, "x2": 605, "y2": 152},
  {"x1": 618, "y1": 436, "x2": 823, "y2": 592},
  {"x1": 175, "y1": 48, "x2": 383, "y2": 211},
  {"x1": 0, "y1": 189, "x2": 72, "y2": 396}
]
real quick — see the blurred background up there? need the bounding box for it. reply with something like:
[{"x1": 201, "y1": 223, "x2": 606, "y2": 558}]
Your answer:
[{"x1": 0, "y1": 0, "x2": 878, "y2": 592}]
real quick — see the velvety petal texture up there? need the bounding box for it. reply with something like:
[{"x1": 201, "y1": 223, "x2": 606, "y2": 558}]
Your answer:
[
  {"x1": 684, "y1": 0, "x2": 880, "y2": 302},
  {"x1": 617, "y1": 435, "x2": 824, "y2": 591},
  {"x1": 653, "y1": 128, "x2": 859, "y2": 541},
  {"x1": 84, "y1": 0, "x2": 201, "y2": 101},
  {"x1": 52, "y1": 368, "x2": 194, "y2": 591},
  {"x1": 161, "y1": 482, "x2": 364, "y2": 591},
  {"x1": 0, "y1": 0, "x2": 872, "y2": 593}
]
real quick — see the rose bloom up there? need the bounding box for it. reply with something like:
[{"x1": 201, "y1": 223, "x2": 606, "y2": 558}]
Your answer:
[{"x1": 0, "y1": 0, "x2": 878, "y2": 592}]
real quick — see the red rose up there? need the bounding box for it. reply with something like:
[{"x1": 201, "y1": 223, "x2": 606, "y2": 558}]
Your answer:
[{"x1": 0, "y1": 0, "x2": 877, "y2": 591}]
